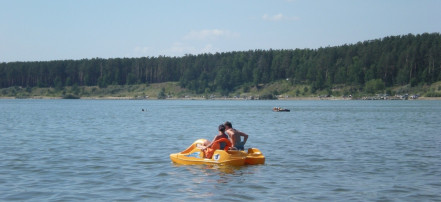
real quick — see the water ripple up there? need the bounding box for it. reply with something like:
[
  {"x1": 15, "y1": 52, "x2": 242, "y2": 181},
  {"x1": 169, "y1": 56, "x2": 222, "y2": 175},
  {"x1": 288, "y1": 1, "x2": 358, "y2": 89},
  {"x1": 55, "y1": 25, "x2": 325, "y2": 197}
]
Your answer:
[{"x1": 1, "y1": 100, "x2": 440, "y2": 201}]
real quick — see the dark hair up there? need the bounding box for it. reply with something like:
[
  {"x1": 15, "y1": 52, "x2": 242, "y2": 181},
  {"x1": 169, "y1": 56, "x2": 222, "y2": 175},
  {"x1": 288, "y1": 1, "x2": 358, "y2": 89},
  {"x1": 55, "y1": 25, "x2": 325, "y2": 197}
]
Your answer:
[
  {"x1": 224, "y1": 121, "x2": 232, "y2": 128},
  {"x1": 218, "y1": 124, "x2": 225, "y2": 132}
]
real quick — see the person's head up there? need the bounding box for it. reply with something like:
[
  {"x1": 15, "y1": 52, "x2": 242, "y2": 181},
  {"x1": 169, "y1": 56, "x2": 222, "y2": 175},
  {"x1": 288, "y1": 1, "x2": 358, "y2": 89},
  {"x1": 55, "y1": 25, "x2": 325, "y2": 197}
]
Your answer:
[
  {"x1": 224, "y1": 121, "x2": 232, "y2": 129},
  {"x1": 218, "y1": 124, "x2": 225, "y2": 132}
]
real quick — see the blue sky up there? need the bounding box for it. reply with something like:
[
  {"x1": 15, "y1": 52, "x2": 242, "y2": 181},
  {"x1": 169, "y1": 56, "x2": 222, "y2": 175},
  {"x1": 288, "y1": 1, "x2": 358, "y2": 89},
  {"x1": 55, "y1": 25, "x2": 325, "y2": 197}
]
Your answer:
[{"x1": 1, "y1": 0, "x2": 440, "y2": 62}]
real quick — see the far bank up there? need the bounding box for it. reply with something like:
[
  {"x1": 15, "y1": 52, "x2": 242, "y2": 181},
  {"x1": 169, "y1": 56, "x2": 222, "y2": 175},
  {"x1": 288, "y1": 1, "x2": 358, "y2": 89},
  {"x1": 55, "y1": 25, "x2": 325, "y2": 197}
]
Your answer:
[{"x1": 1, "y1": 81, "x2": 441, "y2": 101}]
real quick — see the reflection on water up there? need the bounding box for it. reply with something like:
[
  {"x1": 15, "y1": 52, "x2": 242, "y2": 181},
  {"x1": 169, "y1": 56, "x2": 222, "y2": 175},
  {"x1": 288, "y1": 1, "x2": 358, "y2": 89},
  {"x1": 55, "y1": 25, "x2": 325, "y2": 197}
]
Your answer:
[
  {"x1": 170, "y1": 163, "x2": 265, "y2": 200},
  {"x1": 172, "y1": 164, "x2": 248, "y2": 181}
]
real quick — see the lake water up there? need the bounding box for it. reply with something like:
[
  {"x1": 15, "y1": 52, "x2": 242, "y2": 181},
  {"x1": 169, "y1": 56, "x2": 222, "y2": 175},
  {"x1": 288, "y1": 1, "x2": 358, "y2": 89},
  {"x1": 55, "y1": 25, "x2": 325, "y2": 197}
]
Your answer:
[{"x1": 1, "y1": 99, "x2": 440, "y2": 201}]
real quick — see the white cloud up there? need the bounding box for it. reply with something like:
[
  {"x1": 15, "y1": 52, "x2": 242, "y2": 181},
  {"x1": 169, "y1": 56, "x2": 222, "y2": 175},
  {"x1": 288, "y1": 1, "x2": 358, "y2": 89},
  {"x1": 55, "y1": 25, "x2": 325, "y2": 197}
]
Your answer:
[
  {"x1": 169, "y1": 42, "x2": 196, "y2": 54},
  {"x1": 166, "y1": 42, "x2": 218, "y2": 56},
  {"x1": 262, "y1": 13, "x2": 299, "y2": 21},
  {"x1": 201, "y1": 44, "x2": 214, "y2": 53},
  {"x1": 183, "y1": 29, "x2": 239, "y2": 40}
]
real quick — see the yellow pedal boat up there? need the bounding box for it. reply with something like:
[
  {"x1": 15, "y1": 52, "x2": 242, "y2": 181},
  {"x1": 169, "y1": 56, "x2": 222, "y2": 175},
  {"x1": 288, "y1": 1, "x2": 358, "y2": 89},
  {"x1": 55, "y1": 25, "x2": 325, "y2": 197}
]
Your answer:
[{"x1": 170, "y1": 139, "x2": 265, "y2": 166}]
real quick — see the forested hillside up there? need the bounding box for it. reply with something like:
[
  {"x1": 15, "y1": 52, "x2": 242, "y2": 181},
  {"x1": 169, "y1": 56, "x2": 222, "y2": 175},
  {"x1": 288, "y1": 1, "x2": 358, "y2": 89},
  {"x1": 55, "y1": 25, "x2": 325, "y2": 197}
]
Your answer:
[{"x1": 1, "y1": 33, "x2": 440, "y2": 95}]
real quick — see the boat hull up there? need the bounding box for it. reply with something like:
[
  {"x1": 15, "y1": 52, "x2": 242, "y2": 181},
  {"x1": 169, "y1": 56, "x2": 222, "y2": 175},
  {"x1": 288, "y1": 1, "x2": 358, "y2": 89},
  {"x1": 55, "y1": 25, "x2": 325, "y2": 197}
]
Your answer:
[
  {"x1": 170, "y1": 139, "x2": 265, "y2": 166},
  {"x1": 170, "y1": 150, "x2": 247, "y2": 166},
  {"x1": 244, "y1": 148, "x2": 265, "y2": 165},
  {"x1": 273, "y1": 109, "x2": 290, "y2": 112}
]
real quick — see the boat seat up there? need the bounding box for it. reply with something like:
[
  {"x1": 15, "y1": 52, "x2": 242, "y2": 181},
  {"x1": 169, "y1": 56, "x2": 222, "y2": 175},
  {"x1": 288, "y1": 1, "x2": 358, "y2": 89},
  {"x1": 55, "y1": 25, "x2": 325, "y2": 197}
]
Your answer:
[
  {"x1": 199, "y1": 151, "x2": 205, "y2": 158},
  {"x1": 219, "y1": 142, "x2": 226, "y2": 150}
]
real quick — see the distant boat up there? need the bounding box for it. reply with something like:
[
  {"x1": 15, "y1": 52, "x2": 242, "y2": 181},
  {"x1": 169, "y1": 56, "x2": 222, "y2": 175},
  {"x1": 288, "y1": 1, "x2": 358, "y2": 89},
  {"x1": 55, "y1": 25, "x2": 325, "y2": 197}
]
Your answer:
[{"x1": 273, "y1": 107, "x2": 290, "y2": 112}]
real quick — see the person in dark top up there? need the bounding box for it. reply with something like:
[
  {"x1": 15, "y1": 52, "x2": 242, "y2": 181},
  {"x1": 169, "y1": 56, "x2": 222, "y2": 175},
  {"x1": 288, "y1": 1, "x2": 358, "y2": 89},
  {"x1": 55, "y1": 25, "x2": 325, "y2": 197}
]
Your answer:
[
  {"x1": 197, "y1": 124, "x2": 229, "y2": 152},
  {"x1": 205, "y1": 124, "x2": 229, "y2": 150}
]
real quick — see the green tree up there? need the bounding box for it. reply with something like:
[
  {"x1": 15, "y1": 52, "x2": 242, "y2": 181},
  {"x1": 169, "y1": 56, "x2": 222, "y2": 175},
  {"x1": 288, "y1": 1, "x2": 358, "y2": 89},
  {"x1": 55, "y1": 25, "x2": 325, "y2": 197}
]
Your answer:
[
  {"x1": 0, "y1": 33, "x2": 440, "y2": 97},
  {"x1": 158, "y1": 87, "x2": 166, "y2": 99},
  {"x1": 72, "y1": 83, "x2": 80, "y2": 95},
  {"x1": 365, "y1": 79, "x2": 385, "y2": 94},
  {"x1": 54, "y1": 76, "x2": 63, "y2": 91}
]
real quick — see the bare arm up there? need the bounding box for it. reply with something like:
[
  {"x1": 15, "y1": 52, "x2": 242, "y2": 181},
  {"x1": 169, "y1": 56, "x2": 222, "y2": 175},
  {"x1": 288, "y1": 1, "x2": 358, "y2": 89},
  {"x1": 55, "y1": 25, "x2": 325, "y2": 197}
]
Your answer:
[
  {"x1": 238, "y1": 130, "x2": 249, "y2": 144},
  {"x1": 206, "y1": 138, "x2": 215, "y2": 148},
  {"x1": 207, "y1": 134, "x2": 220, "y2": 148}
]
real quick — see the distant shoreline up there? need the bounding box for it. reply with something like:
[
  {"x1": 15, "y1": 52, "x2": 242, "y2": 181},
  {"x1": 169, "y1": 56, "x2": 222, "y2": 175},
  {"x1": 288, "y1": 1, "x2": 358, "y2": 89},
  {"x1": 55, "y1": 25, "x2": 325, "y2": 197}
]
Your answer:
[
  {"x1": 2, "y1": 81, "x2": 441, "y2": 102},
  {"x1": 2, "y1": 96, "x2": 440, "y2": 101}
]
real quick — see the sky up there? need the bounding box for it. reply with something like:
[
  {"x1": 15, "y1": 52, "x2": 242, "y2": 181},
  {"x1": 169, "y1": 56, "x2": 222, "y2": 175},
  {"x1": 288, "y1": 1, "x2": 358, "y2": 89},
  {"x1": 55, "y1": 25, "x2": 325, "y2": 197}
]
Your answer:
[{"x1": 1, "y1": 0, "x2": 441, "y2": 62}]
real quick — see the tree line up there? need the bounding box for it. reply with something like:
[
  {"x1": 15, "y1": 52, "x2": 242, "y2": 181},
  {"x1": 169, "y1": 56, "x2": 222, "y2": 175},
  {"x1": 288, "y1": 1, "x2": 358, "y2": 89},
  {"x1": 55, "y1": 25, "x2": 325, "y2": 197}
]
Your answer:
[{"x1": 1, "y1": 33, "x2": 440, "y2": 94}]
